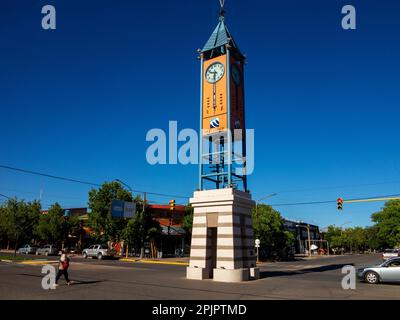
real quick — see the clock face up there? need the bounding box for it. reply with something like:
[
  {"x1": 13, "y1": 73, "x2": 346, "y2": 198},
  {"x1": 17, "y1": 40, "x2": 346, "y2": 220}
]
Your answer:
[
  {"x1": 205, "y1": 62, "x2": 225, "y2": 83},
  {"x1": 231, "y1": 64, "x2": 241, "y2": 85}
]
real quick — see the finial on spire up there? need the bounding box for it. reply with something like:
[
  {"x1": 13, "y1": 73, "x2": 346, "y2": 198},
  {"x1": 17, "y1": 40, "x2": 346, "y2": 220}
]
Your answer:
[{"x1": 219, "y1": 0, "x2": 226, "y2": 19}]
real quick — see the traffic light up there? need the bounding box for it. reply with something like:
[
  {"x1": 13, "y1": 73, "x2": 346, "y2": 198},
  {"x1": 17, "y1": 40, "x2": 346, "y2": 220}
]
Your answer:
[
  {"x1": 169, "y1": 199, "x2": 175, "y2": 211},
  {"x1": 337, "y1": 198, "x2": 343, "y2": 210}
]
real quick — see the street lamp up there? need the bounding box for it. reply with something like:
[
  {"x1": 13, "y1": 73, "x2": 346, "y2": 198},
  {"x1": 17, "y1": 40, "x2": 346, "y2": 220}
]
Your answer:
[
  {"x1": 115, "y1": 179, "x2": 133, "y2": 191},
  {"x1": 255, "y1": 193, "x2": 277, "y2": 216}
]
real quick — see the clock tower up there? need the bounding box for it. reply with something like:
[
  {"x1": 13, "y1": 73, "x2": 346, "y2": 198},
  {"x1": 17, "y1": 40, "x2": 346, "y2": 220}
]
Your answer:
[
  {"x1": 198, "y1": 6, "x2": 247, "y2": 192},
  {"x1": 187, "y1": 2, "x2": 259, "y2": 282}
]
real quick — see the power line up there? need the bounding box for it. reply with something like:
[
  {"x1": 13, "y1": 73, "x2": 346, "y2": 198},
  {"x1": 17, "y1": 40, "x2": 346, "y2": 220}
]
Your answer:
[
  {"x1": 270, "y1": 193, "x2": 400, "y2": 207},
  {"x1": 0, "y1": 193, "x2": 11, "y2": 200},
  {"x1": 0, "y1": 164, "x2": 189, "y2": 200},
  {"x1": 271, "y1": 200, "x2": 336, "y2": 207},
  {"x1": 0, "y1": 164, "x2": 100, "y2": 187},
  {"x1": 274, "y1": 180, "x2": 400, "y2": 195}
]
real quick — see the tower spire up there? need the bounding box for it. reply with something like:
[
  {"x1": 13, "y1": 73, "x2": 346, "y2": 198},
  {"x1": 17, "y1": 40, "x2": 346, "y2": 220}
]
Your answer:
[{"x1": 219, "y1": 0, "x2": 226, "y2": 19}]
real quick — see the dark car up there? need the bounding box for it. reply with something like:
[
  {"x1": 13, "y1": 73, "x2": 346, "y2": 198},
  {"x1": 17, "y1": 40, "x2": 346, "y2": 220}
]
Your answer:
[{"x1": 357, "y1": 257, "x2": 400, "y2": 284}]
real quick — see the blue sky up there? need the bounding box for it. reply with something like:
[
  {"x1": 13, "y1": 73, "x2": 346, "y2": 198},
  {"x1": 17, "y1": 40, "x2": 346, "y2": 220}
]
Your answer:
[{"x1": 0, "y1": 0, "x2": 399, "y2": 228}]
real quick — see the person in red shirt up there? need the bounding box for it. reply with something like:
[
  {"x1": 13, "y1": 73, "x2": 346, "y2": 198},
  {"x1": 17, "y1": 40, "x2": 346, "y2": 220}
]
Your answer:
[{"x1": 54, "y1": 250, "x2": 71, "y2": 287}]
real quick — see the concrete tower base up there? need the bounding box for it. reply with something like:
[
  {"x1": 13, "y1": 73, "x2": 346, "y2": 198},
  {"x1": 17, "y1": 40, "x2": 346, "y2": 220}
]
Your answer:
[{"x1": 186, "y1": 188, "x2": 259, "y2": 282}]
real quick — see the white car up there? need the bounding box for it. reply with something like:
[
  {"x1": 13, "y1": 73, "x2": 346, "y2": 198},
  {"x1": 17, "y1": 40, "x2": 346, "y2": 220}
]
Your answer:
[
  {"x1": 382, "y1": 249, "x2": 400, "y2": 260},
  {"x1": 17, "y1": 244, "x2": 38, "y2": 254},
  {"x1": 82, "y1": 244, "x2": 116, "y2": 260}
]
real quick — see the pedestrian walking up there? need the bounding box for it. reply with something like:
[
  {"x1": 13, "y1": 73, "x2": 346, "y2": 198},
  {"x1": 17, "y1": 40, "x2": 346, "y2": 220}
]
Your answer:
[{"x1": 54, "y1": 250, "x2": 71, "y2": 287}]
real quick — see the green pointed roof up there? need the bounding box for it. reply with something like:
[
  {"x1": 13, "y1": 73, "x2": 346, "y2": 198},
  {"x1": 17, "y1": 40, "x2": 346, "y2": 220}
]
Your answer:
[{"x1": 201, "y1": 16, "x2": 242, "y2": 54}]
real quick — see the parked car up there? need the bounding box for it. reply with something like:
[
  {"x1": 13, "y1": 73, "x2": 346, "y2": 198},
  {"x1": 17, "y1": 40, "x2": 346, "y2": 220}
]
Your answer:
[
  {"x1": 36, "y1": 245, "x2": 59, "y2": 256},
  {"x1": 382, "y1": 249, "x2": 400, "y2": 260},
  {"x1": 357, "y1": 257, "x2": 400, "y2": 284},
  {"x1": 17, "y1": 244, "x2": 38, "y2": 254},
  {"x1": 82, "y1": 244, "x2": 116, "y2": 260}
]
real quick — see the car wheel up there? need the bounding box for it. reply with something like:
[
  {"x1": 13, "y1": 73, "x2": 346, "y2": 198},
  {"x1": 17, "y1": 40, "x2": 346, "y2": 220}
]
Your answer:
[
  {"x1": 97, "y1": 253, "x2": 103, "y2": 260},
  {"x1": 83, "y1": 253, "x2": 88, "y2": 259},
  {"x1": 365, "y1": 271, "x2": 379, "y2": 284}
]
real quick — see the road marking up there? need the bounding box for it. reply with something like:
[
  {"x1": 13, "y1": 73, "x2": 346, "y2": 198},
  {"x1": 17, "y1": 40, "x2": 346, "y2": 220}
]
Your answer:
[
  {"x1": 19, "y1": 260, "x2": 58, "y2": 265},
  {"x1": 120, "y1": 258, "x2": 188, "y2": 266},
  {"x1": 140, "y1": 260, "x2": 189, "y2": 266}
]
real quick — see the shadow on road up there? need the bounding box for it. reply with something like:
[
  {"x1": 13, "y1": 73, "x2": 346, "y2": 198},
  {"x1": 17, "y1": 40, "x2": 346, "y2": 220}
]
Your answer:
[
  {"x1": 70, "y1": 280, "x2": 104, "y2": 285},
  {"x1": 17, "y1": 273, "x2": 105, "y2": 285},
  {"x1": 260, "y1": 263, "x2": 354, "y2": 279}
]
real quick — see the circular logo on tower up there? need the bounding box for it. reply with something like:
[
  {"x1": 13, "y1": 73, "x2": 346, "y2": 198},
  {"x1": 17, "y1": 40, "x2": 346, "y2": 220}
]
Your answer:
[{"x1": 210, "y1": 117, "x2": 220, "y2": 128}]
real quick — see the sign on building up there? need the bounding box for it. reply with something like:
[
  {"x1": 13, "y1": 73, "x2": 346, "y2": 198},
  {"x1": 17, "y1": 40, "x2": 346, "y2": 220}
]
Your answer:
[{"x1": 111, "y1": 200, "x2": 136, "y2": 219}]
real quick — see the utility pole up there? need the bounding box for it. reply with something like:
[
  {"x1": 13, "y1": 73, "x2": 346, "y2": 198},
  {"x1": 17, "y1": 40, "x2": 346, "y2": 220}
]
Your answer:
[
  {"x1": 307, "y1": 224, "x2": 311, "y2": 257},
  {"x1": 296, "y1": 224, "x2": 312, "y2": 257},
  {"x1": 140, "y1": 192, "x2": 146, "y2": 258}
]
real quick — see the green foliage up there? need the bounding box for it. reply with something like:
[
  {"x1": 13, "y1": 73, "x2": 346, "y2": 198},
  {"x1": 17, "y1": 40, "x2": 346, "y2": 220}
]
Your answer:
[
  {"x1": 35, "y1": 203, "x2": 66, "y2": 243},
  {"x1": 182, "y1": 204, "x2": 194, "y2": 244},
  {"x1": 371, "y1": 200, "x2": 400, "y2": 248},
  {"x1": 252, "y1": 204, "x2": 295, "y2": 260},
  {"x1": 325, "y1": 202, "x2": 400, "y2": 253},
  {"x1": 87, "y1": 181, "x2": 133, "y2": 242},
  {"x1": 121, "y1": 216, "x2": 141, "y2": 251},
  {"x1": 1, "y1": 198, "x2": 41, "y2": 249},
  {"x1": 0, "y1": 206, "x2": 7, "y2": 242}
]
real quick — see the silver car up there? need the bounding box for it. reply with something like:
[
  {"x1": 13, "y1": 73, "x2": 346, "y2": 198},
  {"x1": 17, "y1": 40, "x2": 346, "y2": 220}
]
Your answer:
[
  {"x1": 82, "y1": 244, "x2": 116, "y2": 260},
  {"x1": 357, "y1": 257, "x2": 400, "y2": 284},
  {"x1": 36, "y1": 245, "x2": 59, "y2": 256},
  {"x1": 17, "y1": 244, "x2": 38, "y2": 254}
]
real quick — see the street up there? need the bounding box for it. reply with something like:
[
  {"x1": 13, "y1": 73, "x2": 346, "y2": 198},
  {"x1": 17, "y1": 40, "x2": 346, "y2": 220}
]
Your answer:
[{"x1": 0, "y1": 253, "x2": 398, "y2": 300}]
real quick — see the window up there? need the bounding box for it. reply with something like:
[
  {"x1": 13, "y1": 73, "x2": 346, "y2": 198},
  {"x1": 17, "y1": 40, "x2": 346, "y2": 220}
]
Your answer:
[{"x1": 387, "y1": 259, "x2": 400, "y2": 267}]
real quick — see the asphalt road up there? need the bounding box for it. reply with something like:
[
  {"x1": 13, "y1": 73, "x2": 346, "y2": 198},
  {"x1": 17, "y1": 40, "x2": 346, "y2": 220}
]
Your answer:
[{"x1": 0, "y1": 253, "x2": 398, "y2": 300}]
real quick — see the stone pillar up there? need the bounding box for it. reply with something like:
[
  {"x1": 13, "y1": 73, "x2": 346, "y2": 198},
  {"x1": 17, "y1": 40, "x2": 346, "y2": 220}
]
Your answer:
[{"x1": 186, "y1": 188, "x2": 259, "y2": 282}]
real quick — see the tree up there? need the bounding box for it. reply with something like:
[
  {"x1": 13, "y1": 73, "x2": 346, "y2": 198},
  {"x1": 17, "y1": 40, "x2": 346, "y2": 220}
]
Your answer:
[
  {"x1": 252, "y1": 204, "x2": 294, "y2": 260},
  {"x1": 0, "y1": 206, "x2": 7, "y2": 248},
  {"x1": 371, "y1": 200, "x2": 400, "y2": 248},
  {"x1": 1, "y1": 198, "x2": 41, "y2": 254},
  {"x1": 35, "y1": 203, "x2": 66, "y2": 244},
  {"x1": 182, "y1": 204, "x2": 193, "y2": 245},
  {"x1": 364, "y1": 225, "x2": 381, "y2": 251},
  {"x1": 88, "y1": 181, "x2": 133, "y2": 243},
  {"x1": 345, "y1": 227, "x2": 367, "y2": 253},
  {"x1": 121, "y1": 216, "x2": 141, "y2": 256}
]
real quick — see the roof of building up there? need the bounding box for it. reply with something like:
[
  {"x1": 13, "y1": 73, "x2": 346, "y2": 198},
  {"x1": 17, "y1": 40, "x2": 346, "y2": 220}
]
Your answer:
[{"x1": 201, "y1": 16, "x2": 241, "y2": 55}]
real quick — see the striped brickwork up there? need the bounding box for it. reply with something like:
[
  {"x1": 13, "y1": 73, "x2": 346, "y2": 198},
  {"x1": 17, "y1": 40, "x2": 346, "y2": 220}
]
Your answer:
[{"x1": 188, "y1": 188, "x2": 256, "y2": 275}]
